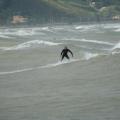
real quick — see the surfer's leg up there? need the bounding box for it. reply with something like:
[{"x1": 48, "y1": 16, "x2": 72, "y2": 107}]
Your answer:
[
  {"x1": 65, "y1": 55, "x2": 70, "y2": 60},
  {"x1": 61, "y1": 55, "x2": 65, "y2": 61}
]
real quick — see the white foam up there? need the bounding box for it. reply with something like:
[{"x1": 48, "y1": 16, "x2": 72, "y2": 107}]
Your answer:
[
  {"x1": 63, "y1": 38, "x2": 114, "y2": 45},
  {"x1": 111, "y1": 42, "x2": 120, "y2": 54},
  {"x1": 112, "y1": 42, "x2": 120, "y2": 50},
  {"x1": 41, "y1": 59, "x2": 79, "y2": 68},
  {"x1": 83, "y1": 52, "x2": 99, "y2": 60},
  {"x1": 114, "y1": 28, "x2": 120, "y2": 32},
  {"x1": 0, "y1": 52, "x2": 101, "y2": 76},
  {"x1": 0, "y1": 34, "x2": 11, "y2": 38},
  {"x1": 41, "y1": 27, "x2": 49, "y2": 30},
  {"x1": 15, "y1": 29, "x2": 35, "y2": 36},
  {"x1": 80, "y1": 39, "x2": 114, "y2": 45},
  {"x1": 52, "y1": 27, "x2": 64, "y2": 30},
  {"x1": 0, "y1": 68, "x2": 34, "y2": 75},
  {"x1": 0, "y1": 59, "x2": 79, "y2": 75},
  {"x1": 41, "y1": 27, "x2": 55, "y2": 33},
  {"x1": 103, "y1": 23, "x2": 120, "y2": 29},
  {"x1": 112, "y1": 51, "x2": 120, "y2": 55},
  {"x1": 75, "y1": 26, "x2": 84, "y2": 30},
  {"x1": 75, "y1": 25, "x2": 96, "y2": 30},
  {"x1": 0, "y1": 28, "x2": 36, "y2": 37},
  {"x1": 17, "y1": 40, "x2": 61, "y2": 48},
  {"x1": 0, "y1": 40, "x2": 62, "y2": 51}
]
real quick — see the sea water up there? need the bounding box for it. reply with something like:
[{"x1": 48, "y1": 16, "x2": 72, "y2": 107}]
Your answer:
[{"x1": 0, "y1": 23, "x2": 120, "y2": 120}]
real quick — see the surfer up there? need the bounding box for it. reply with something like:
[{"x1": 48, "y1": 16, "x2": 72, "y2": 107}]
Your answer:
[{"x1": 61, "y1": 46, "x2": 73, "y2": 61}]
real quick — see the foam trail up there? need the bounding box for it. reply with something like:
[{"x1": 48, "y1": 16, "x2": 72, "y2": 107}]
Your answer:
[
  {"x1": 0, "y1": 68, "x2": 34, "y2": 75},
  {"x1": 41, "y1": 59, "x2": 79, "y2": 68},
  {"x1": 0, "y1": 59, "x2": 79, "y2": 75}
]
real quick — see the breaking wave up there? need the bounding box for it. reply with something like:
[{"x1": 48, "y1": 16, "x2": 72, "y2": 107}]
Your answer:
[
  {"x1": 0, "y1": 52, "x2": 100, "y2": 76},
  {"x1": 112, "y1": 42, "x2": 120, "y2": 50},
  {"x1": 63, "y1": 38, "x2": 114, "y2": 46},
  {"x1": 114, "y1": 28, "x2": 120, "y2": 32},
  {"x1": 0, "y1": 34, "x2": 11, "y2": 39},
  {"x1": 109, "y1": 42, "x2": 120, "y2": 55},
  {"x1": 0, "y1": 40, "x2": 62, "y2": 51},
  {"x1": 75, "y1": 25, "x2": 96, "y2": 30},
  {"x1": 0, "y1": 59, "x2": 79, "y2": 75},
  {"x1": 0, "y1": 29, "x2": 36, "y2": 36},
  {"x1": 82, "y1": 52, "x2": 99, "y2": 60}
]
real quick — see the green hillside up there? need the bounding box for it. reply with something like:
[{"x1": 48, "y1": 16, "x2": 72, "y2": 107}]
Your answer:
[
  {"x1": 0, "y1": 0, "x2": 120, "y2": 25},
  {"x1": 42, "y1": 0, "x2": 95, "y2": 16}
]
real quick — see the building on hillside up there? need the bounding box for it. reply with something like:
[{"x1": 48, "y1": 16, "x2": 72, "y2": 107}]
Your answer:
[
  {"x1": 112, "y1": 15, "x2": 120, "y2": 20},
  {"x1": 11, "y1": 15, "x2": 27, "y2": 24}
]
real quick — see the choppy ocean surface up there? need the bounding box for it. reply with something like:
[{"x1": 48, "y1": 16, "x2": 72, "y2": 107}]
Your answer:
[{"x1": 0, "y1": 23, "x2": 120, "y2": 120}]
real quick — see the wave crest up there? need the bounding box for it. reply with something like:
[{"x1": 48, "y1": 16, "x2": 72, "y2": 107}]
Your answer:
[
  {"x1": 0, "y1": 40, "x2": 62, "y2": 51},
  {"x1": 83, "y1": 52, "x2": 99, "y2": 60},
  {"x1": 112, "y1": 42, "x2": 120, "y2": 50}
]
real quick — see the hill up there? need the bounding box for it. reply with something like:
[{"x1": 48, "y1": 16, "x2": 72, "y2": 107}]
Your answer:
[{"x1": 0, "y1": 0, "x2": 120, "y2": 25}]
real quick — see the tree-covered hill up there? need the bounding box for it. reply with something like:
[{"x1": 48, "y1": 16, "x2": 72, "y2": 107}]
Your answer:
[{"x1": 0, "y1": 0, "x2": 120, "y2": 25}]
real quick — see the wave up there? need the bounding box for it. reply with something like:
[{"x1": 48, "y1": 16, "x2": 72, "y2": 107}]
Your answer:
[
  {"x1": 79, "y1": 39, "x2": 114, "y2": 45},
  {"x1": 14, "y1": 29, "x2": 35, "y2": 36},
  {"x1": 0, "y1": 34, "x2": 11, "y2": 39},
  {"x1": 112, "y1": 42, "x2": 120, "y2": 50},
  {"x1": 0, "y1": 27, "x2": 56, "y2": 37},
  {"x1": 0, "y1": 59, "x2": 79, "y2": 75},
  {"x1": 0, "y1": 28, "x2": 40, "y2": 37},
  {"x1": 41, "y1": 59, "x2": 79, "y2": 68},
  {"x1": 75, "y1": 26, "x2": 84, "y2": 30},
  {"x1": 0, "y1": 40, "x2": 62, "y2": 51},
  {"x1": 76, "y1": 45, "x2": 110, "y2": 51},
  {"x1": 41, "y1": 27, "x2": 49, "y2": 30},
  {"x1": 114, "y1": 28, "x2": 120, "y2": 32},
  {"x1": 108, "y1": 41, "x2": 120, "y2": 55},
  {"x1": 0, "y1": 53, "x2": 101, "y2": 76},
  {"x1": 103, "y1": 23, "x2": 120, "y2": 29},
  {"x1": 0, "y1": 68, "x2": 34, "y2": 75},
  {"x1": 75, "y1": 25, "x2": 96, "y2": 30},
  {"x1": 112, "y1": 51, "x2": 120, "y2": 55},
  {"x1": 82, "y1": 52, "x2": 99, "y2": 60},
  {"x1": 0, "y1": 51, "x2": 101, "y2": 76},
  {"x1": 63, "y1": 38, "x2": 114, "y2": 46},
  {"x1": 111, "y1": 42, "x2": 120, "y2": 55},
  {"x1": 33, "y1": 27, "x2": 54, "y2": 33}
]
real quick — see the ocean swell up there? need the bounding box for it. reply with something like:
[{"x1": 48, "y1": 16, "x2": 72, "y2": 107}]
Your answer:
[
  {"x1": 0, "y1": 40, "x2": 62, "y2": 51},
  {"x1": 63, "y1": 38, "x2": 114, "y2": 46}
]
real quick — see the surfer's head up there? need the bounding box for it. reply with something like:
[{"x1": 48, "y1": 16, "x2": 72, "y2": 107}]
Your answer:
[{"x1": 64, "y1": 46, "x2": 68, "y2": 49}]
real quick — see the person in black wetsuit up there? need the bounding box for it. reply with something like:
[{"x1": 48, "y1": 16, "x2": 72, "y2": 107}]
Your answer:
[{"x1": 61, "y1": 46, "x2": 73, "y2": 61}]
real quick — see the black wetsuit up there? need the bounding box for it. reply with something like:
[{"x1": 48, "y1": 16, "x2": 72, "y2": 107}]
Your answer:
[{"x1": 61, "y1": 48, "x2": 73, "y2": 61}]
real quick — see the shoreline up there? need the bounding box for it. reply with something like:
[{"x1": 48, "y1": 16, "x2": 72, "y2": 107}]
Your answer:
[{"x1": 0, "y1": 20, "x2": 120, "y2": 28}]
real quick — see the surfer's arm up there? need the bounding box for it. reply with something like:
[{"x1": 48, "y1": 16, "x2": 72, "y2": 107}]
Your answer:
[
  {"x1": 68, "y1": 50, "x2": 73, "y2": 57},
  {"x1": 61, "y1": 50, "x2": 64, "y2": 56}
]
